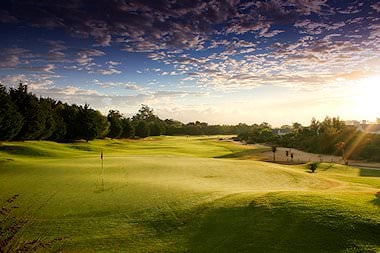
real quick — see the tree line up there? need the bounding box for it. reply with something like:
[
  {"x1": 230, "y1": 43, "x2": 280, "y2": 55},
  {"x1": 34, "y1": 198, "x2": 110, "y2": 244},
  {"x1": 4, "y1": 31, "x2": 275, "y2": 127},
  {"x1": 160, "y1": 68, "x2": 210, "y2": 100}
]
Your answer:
[
  {"x1": 1, "y1": 83, "x2": 378, "y2": 162},
  {"x1": 236, "y1": 117, "x2": 380, "y2": 162},
  {"x1": 0, "y1": 83, "x2": 246, "y2": 142}
]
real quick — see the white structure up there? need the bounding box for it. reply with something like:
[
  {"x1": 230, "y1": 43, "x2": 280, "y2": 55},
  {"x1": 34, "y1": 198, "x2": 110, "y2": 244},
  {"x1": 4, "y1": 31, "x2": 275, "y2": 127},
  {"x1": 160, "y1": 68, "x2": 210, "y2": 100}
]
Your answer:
[{"x1": 344, "y1": 120, "x2": 380, "y2": 134}]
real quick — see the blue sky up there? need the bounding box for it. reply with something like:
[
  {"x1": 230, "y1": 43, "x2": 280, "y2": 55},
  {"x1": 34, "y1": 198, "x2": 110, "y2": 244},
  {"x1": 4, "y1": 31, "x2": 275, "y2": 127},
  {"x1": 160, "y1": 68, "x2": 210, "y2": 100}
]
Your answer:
[{"x1": 0, "y1": 0, "x2": 379, "y2": 126}]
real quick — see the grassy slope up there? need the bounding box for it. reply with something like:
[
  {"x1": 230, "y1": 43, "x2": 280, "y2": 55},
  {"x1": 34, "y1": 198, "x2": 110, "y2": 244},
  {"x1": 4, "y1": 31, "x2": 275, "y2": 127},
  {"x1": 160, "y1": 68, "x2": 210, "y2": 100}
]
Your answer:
[{"x1": 0, "y1": 136, "x2": 379, "y2": 252}]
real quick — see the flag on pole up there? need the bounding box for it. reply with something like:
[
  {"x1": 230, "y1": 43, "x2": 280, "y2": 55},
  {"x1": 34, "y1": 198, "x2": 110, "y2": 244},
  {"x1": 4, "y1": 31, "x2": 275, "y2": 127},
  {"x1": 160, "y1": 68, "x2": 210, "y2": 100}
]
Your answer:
[{"x1": 101, "y1": 150, "x2": 103, "y2": 160}]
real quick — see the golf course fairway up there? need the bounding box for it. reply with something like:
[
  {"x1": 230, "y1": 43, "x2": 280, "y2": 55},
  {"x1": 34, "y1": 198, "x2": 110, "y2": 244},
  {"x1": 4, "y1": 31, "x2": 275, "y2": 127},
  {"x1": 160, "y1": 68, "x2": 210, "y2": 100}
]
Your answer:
[{"x1": 0, "y1": 136, "x2": 379, "y2": 252}]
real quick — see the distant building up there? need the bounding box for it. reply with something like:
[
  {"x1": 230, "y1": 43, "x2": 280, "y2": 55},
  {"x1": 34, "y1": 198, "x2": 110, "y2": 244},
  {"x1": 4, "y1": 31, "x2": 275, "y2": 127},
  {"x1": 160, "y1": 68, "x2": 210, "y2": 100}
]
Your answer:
[
  {"x1": 344, "y1": 120, "x2": 380, "y2": 134},
  {"x1": 344, "y1": 120, "x2": 361, "y2": 127},
  {"x1": 274, "y1": 125, "x2": 292, "y2": 136},
  {"x1": 358, "y1": 124, "x2": 380, "y2": 134}
]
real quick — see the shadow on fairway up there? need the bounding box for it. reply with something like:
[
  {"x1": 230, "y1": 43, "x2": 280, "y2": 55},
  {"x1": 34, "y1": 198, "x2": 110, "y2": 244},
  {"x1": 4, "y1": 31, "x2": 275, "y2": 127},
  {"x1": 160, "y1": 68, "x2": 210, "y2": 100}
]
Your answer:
[
  {"x1": 214, "y1": 148, "x2": 268, "y2": 159},
  {"x1": 187, "y1": 198, "x2": 380, "y2": 253},
  {"x1": 371, "y1": 192, "x2": 380, "y2": 207},
  {"x1": 360, "y1": 168, "x2": 380, "y2": 177},
  {"x1": 0, "y1": 145, "x2": 52, "y2": 157}
]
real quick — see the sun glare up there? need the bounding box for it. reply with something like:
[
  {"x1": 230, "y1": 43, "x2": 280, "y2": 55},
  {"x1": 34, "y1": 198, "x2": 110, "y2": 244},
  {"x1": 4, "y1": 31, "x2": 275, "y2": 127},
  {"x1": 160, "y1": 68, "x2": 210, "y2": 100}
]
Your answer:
[{"x1": 351, "y1": 76, "x2": 380, "y2": 120}]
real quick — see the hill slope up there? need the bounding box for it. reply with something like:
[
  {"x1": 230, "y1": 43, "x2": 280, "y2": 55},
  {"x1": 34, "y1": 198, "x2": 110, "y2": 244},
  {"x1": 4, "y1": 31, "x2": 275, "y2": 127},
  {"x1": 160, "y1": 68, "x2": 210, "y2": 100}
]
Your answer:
[{"x1": 0, "y1": 136, "x2": 379, "y2": 252}]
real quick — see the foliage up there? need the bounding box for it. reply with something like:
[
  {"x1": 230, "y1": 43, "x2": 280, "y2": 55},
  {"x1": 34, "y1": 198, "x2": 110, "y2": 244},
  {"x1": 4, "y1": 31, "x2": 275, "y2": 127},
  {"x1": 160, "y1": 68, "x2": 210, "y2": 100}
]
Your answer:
[
  {"x1": 0, "y1": 83, "x2": 110, "y2": 142},
  {"x1": 0, "y1": 85, "x2": 23, "y2": 140},
  {"x1": 149, "y1": 121, "x2": 164, "y2": 136},
  {"x1": 237, "y1": 117, "x2": 380, "y2": 162},
  {"x1": 1, "y1": 82, "x2": 379, "y2": 162},
  {"x1": 120, "y1": 118, "x2": 134, "y2": 138},
  {"x1": 107, "y1": 110, "x2": 123, "y2": 139},
  {"x1": 9, "y1": 83, "x2": 48, "y2": 140},
  {"x1": 308, "y1": 162, "x2": 319, "y2": 173},
  {"x1": 77, "y1": 105, "x2": 110, "y2": 141},
  {"x1": 135, "y1": 121, "x2": 149, "y2": 138},
  {"x1": 238, "y1": 122, "x2": 278, "y2": 144},
  {"x1": 0, "y1": 85, "x2": 254, "y2": 141},
  {"x1": 132, "y1": 104, "x2": 157, "y2": 122}
]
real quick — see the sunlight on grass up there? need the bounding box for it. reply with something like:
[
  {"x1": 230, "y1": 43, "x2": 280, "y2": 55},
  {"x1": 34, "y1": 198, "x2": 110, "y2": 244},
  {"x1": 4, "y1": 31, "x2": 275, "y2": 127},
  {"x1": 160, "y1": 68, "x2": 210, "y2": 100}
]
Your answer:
[{"x1": 0, "y1": 136, "x2": 379, "y2": 252}]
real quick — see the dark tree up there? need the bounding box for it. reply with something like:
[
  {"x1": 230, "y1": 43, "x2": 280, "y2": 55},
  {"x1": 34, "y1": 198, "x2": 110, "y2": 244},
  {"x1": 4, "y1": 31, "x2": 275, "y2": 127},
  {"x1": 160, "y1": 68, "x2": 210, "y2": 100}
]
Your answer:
[
  {"x1": 0, "y1": 84, "x2": 24, "y2": 140},
  {"x1": 107, "y1": 110, "x2": 123, "y2": 139},
  {"x1": 149, "y1": 121, "x2": 165, "y2": 136},
  {"x1": 77, "y1": 104, "x2": 109, "y2": 142},
  {"x1": 309, "y1": 162, "x2": 319, "y2": 173},
  {"x1": 60, "y1": 104, "x2": 80, "y2": 141},
  {"x1": 38, "y1": 98, "x2": 57, "y2": 140},
  {"x1": 132, "y1": 104, "x2": 157, "y2": 121},
  {"x1": 120, "y1": 118, "x2": 134, "y2": 138},
  {"x1": 10, "y1": 83, "x2": 47, "y2": 140},
  {"x1": 48, "y1": 103, "x2": 67, "y2": 141},
  {"x1": 135, "y1": 121, "x2": 149, "y2": 138},
  {"x1": 164, "y1": 119, "x2": 184, "y2": 135}
]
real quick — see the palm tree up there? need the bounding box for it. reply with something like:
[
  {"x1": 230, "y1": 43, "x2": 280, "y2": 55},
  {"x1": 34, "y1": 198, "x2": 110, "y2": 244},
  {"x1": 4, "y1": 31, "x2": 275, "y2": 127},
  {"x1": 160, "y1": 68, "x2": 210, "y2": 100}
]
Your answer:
[{"x1": 335, "y1": 141, "x2": 347, "y2": 165}]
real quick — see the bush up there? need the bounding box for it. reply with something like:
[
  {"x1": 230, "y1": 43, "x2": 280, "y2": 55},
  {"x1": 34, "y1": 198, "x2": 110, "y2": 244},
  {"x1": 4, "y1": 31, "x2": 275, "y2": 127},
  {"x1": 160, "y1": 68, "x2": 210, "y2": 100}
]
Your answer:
[{"x1": 308, "y1": 162, "x2": 319, "y2": 173}]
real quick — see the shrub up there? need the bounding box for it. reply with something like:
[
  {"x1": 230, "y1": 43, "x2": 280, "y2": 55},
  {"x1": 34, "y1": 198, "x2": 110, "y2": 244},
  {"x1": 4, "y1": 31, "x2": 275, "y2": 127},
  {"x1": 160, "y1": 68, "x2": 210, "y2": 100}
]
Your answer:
[{"x1": 308, "y1": 162, "x2": 319, "y2": 173}]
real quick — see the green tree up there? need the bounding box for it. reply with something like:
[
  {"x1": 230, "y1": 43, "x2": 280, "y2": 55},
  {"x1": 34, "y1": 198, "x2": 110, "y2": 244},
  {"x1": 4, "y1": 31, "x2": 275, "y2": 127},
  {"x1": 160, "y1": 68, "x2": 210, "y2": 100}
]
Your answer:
[
  {"x1": 309, "y1": 162, "x2": 319, "y2": 173},
  {"x1": 77, "y1": 104, "x2": 109, "y2": 141},
  {"x1": 38, "y1": 98, "x2": 57, "y2": 140},
  {"x1": 60, "y1": 104, "x2": 80, "y2": 141},
  {"x1": 135, "y1": 121, "x2": 149, "y2": 138},
  {"x1": 120, "y1": 118, "x2": 134, "y2": 138},
  {"x1": 107, "y1": 110, "x2": 123, "y2": 139},
  {"x1": 132, "y1": 104, "x2": 157, "y2": 121},
  {"x1": 149, "y1": 121, "x2": 163, "y2": 136},
  {"x1": 48, "y1": 103, "x2": 68, "y2": 141},
  {"x1": 0, "y1": 84, "x2": 23, "y2": 140},
  {"x1": 10, "y1": 83, "x2": 47, "y2": 140},
  {"x1": 164, "y1": 119, "x2": 184, "y2": 135}
]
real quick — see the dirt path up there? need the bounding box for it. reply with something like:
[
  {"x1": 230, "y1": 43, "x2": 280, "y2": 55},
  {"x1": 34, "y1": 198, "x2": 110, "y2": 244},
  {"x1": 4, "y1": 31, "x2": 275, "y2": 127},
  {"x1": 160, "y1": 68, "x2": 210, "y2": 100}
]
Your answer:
[
  {"x1": 225, "y1": 139, "x2": 380, "y2": 169},
  {"x1": 261, "y1": 147, "x2": 343, "y2": 163},
  {"x1": 262, "y1": 147, "x2": 380, "y2": 169}
]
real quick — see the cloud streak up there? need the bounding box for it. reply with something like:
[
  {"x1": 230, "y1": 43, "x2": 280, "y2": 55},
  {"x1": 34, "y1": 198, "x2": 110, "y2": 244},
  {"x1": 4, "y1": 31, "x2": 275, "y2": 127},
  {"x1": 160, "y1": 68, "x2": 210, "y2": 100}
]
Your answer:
[{"x1": 0, "y1": 0, "x2": 379, "y2": 123}]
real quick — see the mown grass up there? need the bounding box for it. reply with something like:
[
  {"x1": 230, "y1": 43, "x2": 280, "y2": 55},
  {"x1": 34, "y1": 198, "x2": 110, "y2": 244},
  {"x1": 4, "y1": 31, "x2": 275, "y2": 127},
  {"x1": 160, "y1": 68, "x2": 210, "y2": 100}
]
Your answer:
[{"x1": 0, "y1": 136, "x2": 379, "y2": 252}]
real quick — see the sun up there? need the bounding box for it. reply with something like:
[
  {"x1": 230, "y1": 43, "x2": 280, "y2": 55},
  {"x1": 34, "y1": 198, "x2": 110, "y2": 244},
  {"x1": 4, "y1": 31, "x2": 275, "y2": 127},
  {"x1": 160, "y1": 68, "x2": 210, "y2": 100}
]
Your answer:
[{"x1": 351, "y1": 75, "x2": 380, "y2": 120}]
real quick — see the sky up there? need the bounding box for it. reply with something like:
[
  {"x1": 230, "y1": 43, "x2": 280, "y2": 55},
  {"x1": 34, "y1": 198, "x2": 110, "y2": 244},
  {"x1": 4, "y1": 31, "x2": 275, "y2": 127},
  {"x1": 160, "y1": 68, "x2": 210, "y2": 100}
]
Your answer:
[{"x1": 0, "y1": 0, "x2": 379, "y2": 126}]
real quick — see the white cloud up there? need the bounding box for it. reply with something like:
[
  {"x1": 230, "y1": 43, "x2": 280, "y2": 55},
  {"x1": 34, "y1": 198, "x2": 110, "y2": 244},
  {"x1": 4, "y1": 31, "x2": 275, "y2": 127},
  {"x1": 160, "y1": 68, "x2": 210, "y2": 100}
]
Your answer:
[
  {"x1": 97, "y1": 68, "x2": 122, "y2": 75},
  {"x1": 371, "y1": 3, "x2": 380, "y2": 12},
  {"x1": 76, "y1": 49, "x2": 105, "y2": 65}
]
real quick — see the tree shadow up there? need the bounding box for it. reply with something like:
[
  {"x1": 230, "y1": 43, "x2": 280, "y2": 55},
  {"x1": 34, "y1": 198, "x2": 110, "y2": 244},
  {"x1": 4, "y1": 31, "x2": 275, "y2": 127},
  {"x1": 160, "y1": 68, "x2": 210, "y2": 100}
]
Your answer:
[
  {"x1": 319, "y1": 163, "x2": 336, "y2": 171},
  {"x1": 370, "y1": 192, "x2": 380, "y2": 207},
  {"x1": 186, "y1": 198, "x2": 380, "y2": 253},
  {"x1": 214, "y1": 149, "x2": 267, "y2": 159},
  {"x1": 359, "y1": 168, "x2": 380, "y2": 177},
  {"x1": 0, "y1": 145, "x2": 51, "y2": 157}
]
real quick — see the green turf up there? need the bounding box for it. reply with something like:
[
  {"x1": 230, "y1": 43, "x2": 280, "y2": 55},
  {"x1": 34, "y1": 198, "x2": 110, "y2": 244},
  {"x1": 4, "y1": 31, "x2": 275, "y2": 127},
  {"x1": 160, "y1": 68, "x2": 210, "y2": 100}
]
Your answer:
[{"x1": 0, "y1": 136, "x2": 379, "y2": 252}]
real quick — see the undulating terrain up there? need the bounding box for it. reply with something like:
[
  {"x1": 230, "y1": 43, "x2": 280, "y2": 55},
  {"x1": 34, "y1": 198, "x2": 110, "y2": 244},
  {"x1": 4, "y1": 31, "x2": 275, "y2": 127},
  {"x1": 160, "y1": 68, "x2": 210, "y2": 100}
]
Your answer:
[{"x1": 0, "y1": 136, "x2": 379, "y2": 252}]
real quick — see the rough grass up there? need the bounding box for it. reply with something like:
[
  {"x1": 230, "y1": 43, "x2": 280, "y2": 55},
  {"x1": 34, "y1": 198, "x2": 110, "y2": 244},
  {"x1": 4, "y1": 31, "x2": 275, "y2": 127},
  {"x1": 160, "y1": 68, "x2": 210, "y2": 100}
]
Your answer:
[{"x1": 0, "y1": 136, "x2": 379, "y2": 252}]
